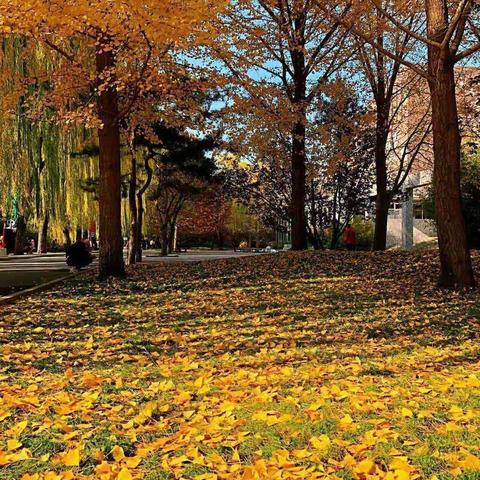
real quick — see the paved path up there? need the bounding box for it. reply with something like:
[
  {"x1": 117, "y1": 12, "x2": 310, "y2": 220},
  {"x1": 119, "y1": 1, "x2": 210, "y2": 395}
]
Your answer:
[
  {"x1": 0, "y1": 250, "x2": 259, "y2": 272},
  {"x1": 0, "y1": 253, "x2": 73, "y2": 272}
]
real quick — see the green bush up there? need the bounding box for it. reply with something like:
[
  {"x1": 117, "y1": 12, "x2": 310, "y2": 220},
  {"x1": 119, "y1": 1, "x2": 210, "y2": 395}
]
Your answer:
[{"x1": 351, "y1": 216, "x2": 374, "y2": 250}]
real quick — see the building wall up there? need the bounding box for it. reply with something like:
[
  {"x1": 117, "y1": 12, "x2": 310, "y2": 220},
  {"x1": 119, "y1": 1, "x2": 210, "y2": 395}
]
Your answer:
[{"x1": 386, "y1": 216, "x2": 437, "y2": 248}]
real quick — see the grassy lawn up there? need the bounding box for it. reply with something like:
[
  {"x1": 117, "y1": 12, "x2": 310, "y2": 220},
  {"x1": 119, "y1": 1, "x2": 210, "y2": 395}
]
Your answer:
[{"x1": 0, "y1": 251, "x2": 479, "y2": 480}]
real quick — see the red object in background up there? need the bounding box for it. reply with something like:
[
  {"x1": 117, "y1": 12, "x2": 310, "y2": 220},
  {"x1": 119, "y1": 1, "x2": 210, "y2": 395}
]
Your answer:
[
  {"x1": 344, "y1": 226, "x2": 357, "y2": 246},
  {"x1": 177, "y1": 191, "x2": 229, "y2": 237},
  {"x1": 0, "y1": 225, "x2": 5, "y2": 247},
  {"x1": 89, "y1": 222, "x2": 97, "y2": 234}
]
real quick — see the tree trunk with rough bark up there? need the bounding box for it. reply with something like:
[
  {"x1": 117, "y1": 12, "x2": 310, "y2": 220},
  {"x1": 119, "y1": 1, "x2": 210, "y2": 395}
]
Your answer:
[
  {"x1": 291, "y1": 120, "x2": 308, "y2": 250},
  {"x1": 96, "y1": 37, "x2": 125, "y2": 279},
  {"x1": 428, "y1": 62, "x2": 475, "y2": 288},
  {"x1": 37, "y1": 213, "x2": 49, "y2": 254},
  {"x1": 135, "y1": 194, "x2": 144, "y2": 263},
  {"x1": 14, "y1": 215, "x2": 27, "y2": 255},
  {"x1": 426, "y1": 1, "x2": 475, "y2": 289},
  {"x1": 290, "y1": 22, "x2": 308, "y2": 251},
  {"x1": 160, "y1": 225, "x2": 169, "y2": 257}
]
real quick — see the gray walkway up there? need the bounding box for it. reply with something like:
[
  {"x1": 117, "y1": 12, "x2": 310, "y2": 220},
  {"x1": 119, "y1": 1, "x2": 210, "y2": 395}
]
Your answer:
[
  {"x1": 0, "y1": 253, "x2": 72, "y2": 271},
  {"x1": 0, "y1": 250, "x2": 259, "y2": 272}
]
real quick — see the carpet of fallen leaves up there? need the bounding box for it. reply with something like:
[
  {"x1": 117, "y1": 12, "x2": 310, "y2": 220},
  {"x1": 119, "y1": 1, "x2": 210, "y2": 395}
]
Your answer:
[{"x1": 1, "y1": 251, "x2": 480, "y2": 480}]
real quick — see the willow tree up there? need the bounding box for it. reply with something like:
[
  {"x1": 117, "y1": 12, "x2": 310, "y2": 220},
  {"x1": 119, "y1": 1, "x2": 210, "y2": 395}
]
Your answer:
[
  {"x1": 0, "y1": 113, "x2": 98, "y2": 251},
  {"x1": 0, "y1": 0, "x2": 225, "y2": 277},
  {"x1": 215, "y1": 0, "x2": 352, "y2": 250},
  {"x1": 0, "y1": 37, "x2": 41, "y2": 245},
  {"x1": 319, "y1": 0, "x2": 479, "y2": 289},
  {"x1": 0, "y1": 38, "x2": 98, "y2": 251}
]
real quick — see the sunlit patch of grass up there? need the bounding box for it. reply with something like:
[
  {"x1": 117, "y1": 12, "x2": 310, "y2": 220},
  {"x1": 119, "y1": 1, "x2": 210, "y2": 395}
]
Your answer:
[
  {"x1": 423, "y1": 433, "x2": 456, "y2": 453},
  {"x1": 414, "y1": 454, "x2": 449, "y2": 477},
  {"x1": 439, "y1": 473, "x2": 480, "y2": 480},
  {"x1": 19, "y1": 432, "x2": 66, "y2": 458},
  {"x1": 0, "y1": 460, "x2": 54, "y2": 480}
]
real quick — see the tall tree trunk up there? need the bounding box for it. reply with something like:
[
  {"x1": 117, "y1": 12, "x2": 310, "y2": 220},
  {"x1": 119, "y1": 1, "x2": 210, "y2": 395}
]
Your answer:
[
  {"x1": 290, "y1": 23, "x2": 308, "y2": 251},
  {"x1": 291, "y1": 120, "x2": 308, "y2": 250},
  {"x1": 425, "y1": 2, "x2": 475, "y2": 289},
  {"x1": 373, "y1": 104, "x2": 390, "y2": 251},
  {"x1": 308, "y1": 183, "x2": 323, "y2": 250},
  {"x1": 330, "y1": 189, "x2": 339, "y2": 249},
  {"x1": 96, "y1": 37, "x2": 125, "y2": 279},
  {"x1": 127, "y1": 155, "x2": 138, "y2": 266},
  {"x1": 308, "y1": 231, "x2": 322, "y2": 251},
  {"x1": 160, "y1": 225, "x2": 169, "y2": 257},
  {"x1": 330, "y1": 220, "x2": 341, "y2": 250},
  {"x1": 37, "y1": 213, "x2": 49, "y2": 254},
  {"x1": 168, "y1": 222, "x2": 176, "y2": 254},
  {"x1": 135, "y1": 157, "x2": 154, "y2": 263},
  {"x1": 14, "y1": 215, "x2": 27, "y2": 255},
  {"x1": 63, "y1": 226, "x2": 72, "y2": 249},
  {"x1": 428, "y1": 62, "x2": 475, "y2": 288},
  {"x1": 217, "y1": 230, "x2": 224, "y2": 250}
]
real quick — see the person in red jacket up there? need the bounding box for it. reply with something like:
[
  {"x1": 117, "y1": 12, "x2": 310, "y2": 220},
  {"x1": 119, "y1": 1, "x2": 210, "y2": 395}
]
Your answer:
[
  {"x1": 344, "y1": 224, "x2": 357, "y2": 251},
  {"x1": 0, "y1": 225, "x2": 5, "y2": 248}
]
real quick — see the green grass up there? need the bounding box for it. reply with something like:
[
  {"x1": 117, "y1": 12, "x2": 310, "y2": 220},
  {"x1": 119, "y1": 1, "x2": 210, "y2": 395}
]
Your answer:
[{"x1": 0, "y1": 251, "x2": 479, "y2": 479}]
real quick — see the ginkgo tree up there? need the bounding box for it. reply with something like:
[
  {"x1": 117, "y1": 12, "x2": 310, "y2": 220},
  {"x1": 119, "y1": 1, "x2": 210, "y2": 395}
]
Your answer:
[
  {"x1": 215, "y1": 0, "x2": 352, "y2": 250},
  {"x1": 317, "y1": 0, "x2": 480, "y2": 288},
  {"x1": 0, "y1": 0, "x2": 225, "y2": 278}
]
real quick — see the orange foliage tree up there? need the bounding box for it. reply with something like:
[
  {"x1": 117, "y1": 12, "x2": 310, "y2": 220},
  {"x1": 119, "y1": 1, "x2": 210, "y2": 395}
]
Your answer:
[
  {"x1": 317, "y1": 0, "x2": 480, "y2": 288},
  {"x1": 213, "y1": 0, "x2": 352, "y2": 251},
  {"x1": 178, "y1": 189, "x2": 231, "y2": 248},
  {"x1": 0, "y1": 0, "x2": 225, "y2": 277}
]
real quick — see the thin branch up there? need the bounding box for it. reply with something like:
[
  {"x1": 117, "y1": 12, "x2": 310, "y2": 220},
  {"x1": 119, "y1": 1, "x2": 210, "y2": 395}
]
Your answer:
[
  {"x1": 118, "y1": 32, "x2": 155, "y2": 120},
  {"x1": 313, "y1": 0, "x2": 431, "y2": 80},
  {"x1": 41, "y1": 37, "x2": 81, "y2": 68},
  {"x1": 443, "y1": 0, "x2": 471, "y2": 52},
  {"x1": 367, "y1": 0, "x2": 440, "y2": 48},
  {"x1": 454, "y1": 42, "x2": 480, "y2": 62}
]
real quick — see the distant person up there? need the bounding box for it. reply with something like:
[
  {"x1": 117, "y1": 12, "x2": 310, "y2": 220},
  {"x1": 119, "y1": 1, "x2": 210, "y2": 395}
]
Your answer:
[
  {"x1": 344, "y1": 224, "x2": 357, "y2": 251},
  {"x1": 90, "y1": 234, "x2": 98, "y2": 250},
  {"x1": 24, "y1": 239, "x2": 34, "y2": 255},
  {"x1": 66, "y1": 240, "x2": 93, "y2": 271},
  {"x1": 51, "y1": 239, "x2": 60, "y2": 252},
  {"x1": 28, "y1": 238, "x2": 35, "y2": 254}
]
